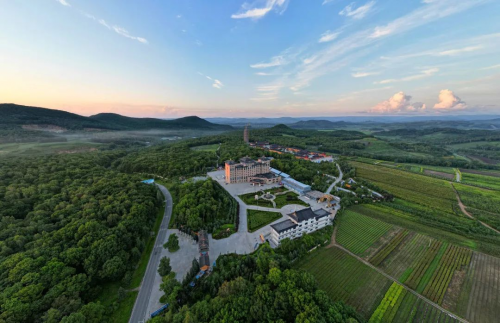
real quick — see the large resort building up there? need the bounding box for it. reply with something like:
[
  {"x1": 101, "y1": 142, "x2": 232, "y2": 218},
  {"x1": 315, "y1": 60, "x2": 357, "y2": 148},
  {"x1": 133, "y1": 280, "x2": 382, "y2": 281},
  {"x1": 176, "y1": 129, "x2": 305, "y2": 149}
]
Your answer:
[
  {"x1": 270, "y1": 207, "x2": 334, "y2": 246},
  {"x1": 225, "y1": 157, "x2": 281, "y2": 184}
]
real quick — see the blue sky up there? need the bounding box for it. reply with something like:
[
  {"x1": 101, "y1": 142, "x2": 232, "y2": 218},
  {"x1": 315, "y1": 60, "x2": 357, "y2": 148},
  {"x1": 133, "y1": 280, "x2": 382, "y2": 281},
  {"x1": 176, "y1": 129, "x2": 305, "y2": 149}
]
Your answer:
[{"x1": 0, "y1": 0, "x2": 499, "y2": 117}]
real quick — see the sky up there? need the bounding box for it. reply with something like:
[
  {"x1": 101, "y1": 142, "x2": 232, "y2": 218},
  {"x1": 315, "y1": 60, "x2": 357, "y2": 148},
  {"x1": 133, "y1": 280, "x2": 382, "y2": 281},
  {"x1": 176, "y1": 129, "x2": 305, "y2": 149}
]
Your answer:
[{"x1": 0, "y1": 0, "x2": 499, "y2": 118}]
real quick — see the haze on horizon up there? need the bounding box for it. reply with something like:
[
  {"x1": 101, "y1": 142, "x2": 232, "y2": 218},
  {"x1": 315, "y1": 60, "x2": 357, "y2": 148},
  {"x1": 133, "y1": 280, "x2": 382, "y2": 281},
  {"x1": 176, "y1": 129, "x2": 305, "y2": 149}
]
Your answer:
[{"x1": 1, "y1": 0, "x2": 499, "y2": 118}]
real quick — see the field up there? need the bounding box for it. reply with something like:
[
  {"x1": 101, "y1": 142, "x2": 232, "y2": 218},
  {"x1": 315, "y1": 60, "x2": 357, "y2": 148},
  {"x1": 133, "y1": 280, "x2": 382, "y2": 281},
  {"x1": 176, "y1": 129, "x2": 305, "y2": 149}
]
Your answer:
[
  {"x1": 454, "y1": 183, "x2": 500, "y2": 231},
  {"x1": 352, "y1": 161, "x2": 457, "y2": 213},
  {"x1": 460, "y1": 172, "x2": 500, "y2": 190},
  {"x1": 189, "y1": 143, "x2": 219, "y2": 152},
  {"x1": 336, "y1": 210, "x2": 394, "y2": 256},
  {"x1": 0, "y1": 140, "x2": 102, "y2": 156},
  {"x1": 336, "y1": 210, "x2": 500, "y2": 323},
  {"x1": 298, "y1": 247, "x2": 392, "y2": 319},
  {"x1": 246, "y1": 209, "x2": 282, "y2": 232}
]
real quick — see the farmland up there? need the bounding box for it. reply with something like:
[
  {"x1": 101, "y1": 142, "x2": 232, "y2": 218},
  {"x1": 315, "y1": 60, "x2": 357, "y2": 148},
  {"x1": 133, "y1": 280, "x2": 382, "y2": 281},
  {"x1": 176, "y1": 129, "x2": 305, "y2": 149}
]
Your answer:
[
  {"x1": 298, "y1": 247, "x2": 392, "y2": 319},
  {"x1": 336, "y1": 210, "x2": 394, "y2": 256},
  {"x1": 335, "y1": 210, "x2": 499, "y2": 322},
  {"x1": 246, "y1": 209, "x2": 282, "y2": 232},
  {"x1": 460, "y1": 171, "x2": 500, "y2": 190},
  {"x1": 454, "y1": 183, "x2": 500, "y2": 230},
  {"x1": 351, "y1": 161, "x2": 457, "y2": 213}
]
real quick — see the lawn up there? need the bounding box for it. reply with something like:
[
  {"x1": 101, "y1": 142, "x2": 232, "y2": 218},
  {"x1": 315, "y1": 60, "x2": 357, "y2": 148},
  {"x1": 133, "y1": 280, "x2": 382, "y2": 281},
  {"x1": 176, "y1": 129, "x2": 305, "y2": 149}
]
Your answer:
[
  {"x1": 239, "y1": 192, "x2": 274, "y2": 207},
  {"x1": 247, "y1": 209, "x2": 282, "y2": 232},
  {"x1": 0, "y1": 140, "x2": 102, "y2": 156},
  {"x1": 273, "y1": 191, "x2": 309, "y2": 208}
]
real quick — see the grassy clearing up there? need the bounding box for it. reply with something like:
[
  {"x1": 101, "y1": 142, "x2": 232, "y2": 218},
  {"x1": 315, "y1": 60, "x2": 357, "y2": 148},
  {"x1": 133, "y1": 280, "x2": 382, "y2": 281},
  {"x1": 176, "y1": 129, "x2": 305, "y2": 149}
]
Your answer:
[
  {"x1": 0, "y1": 140, "x2": 102, "y2": 156},
  {"x1": 189, "y1": 143, "x2": 219, "y2": 152},
  {"x1": 336, "y1": 210, "x2": 393, "y2": 256},
  {"x1": 298, "y1": 247, "x2": 391, "y2": 319},
  {"x1": 247, "y1": 209, "x2": 282, "y2": 232}
]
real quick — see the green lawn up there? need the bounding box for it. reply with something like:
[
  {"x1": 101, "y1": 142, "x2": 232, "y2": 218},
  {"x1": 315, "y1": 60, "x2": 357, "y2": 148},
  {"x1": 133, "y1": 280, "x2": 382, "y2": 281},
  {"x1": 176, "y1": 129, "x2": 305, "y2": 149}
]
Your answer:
[
  {"x1": 239, "y1": 192, "x2": 274, "y2": 208},
  {"x1": 247, "y1": 209, "x2": 282, "y2": 232},
  {"x1": 0, "y1": 140, "x2": 102, "y2": 156},
  {"x1": 189, "y1": 144, "x2": 219, "y2": 152},
  {"x1": 274, "y1": 192, "x2": 309, "y2": 208}
]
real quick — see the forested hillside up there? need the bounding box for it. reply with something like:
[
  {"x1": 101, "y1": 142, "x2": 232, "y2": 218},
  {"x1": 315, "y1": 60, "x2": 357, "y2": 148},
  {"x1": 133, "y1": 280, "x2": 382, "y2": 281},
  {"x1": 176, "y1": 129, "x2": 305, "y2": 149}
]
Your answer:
[{"x1": 0, "y1": 153, "x2": 161, "y2": 322}]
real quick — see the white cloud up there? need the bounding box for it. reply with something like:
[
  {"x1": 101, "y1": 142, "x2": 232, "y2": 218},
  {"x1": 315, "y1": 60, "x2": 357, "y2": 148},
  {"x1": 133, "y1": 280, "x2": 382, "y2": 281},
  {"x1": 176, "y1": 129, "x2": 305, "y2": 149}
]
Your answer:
[
  {"x1": 482, "y1": 64, "x2": 500, "y2": 70},
  {"x1": 303, "y1": 56, "x2": 317, "y2": 65},
  {"x1": 369, "y1": 91, "x2": 426, "y2": 114},
  {"x1": 434, "y1": 89, "x2": 466, "y2": 111},
  {"x1": 437, "y1": 46, "x2": 482, "y2": 56},
  {"x1": 79, "y1": 12, "x2": 148, "y2": 44},
  {"x1": 375, "y1": 68, "x2": 439, "y2": 84},
  {"x1": 319, "y1": 30, "x2": 341, "y2": 43},
  {"x1": 352, "y1": 71, "x2": 379, "y2": 78},
  {"x1": 322, "y1": 0, "x2": 336, "y2": 4},
  {"x1": 255, "y1": 72, "x2": 273, "y2": 76},
  {"x1": 199, "y1": 73, "x2": 224, "y2": 90},
  {"x1": 231, "y1": 0, "x2": 289, "y2": 20},
  {"x1": 56, "y1": 0, "x2": 71, "y2": 7},
  {"x1": 339, "y1": 1, "x2": 376, "y2": 19},
  {"x1": 250, "y1": 55, "x2": 285, "y2": 69}
]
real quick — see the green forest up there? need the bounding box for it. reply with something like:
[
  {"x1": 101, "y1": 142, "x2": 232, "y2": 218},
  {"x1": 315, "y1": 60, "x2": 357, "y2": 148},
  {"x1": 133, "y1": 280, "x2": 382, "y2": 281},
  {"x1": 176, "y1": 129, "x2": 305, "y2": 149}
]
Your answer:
[{"x1": 0, "y1": 152, "x2": 161, "y2": 322}]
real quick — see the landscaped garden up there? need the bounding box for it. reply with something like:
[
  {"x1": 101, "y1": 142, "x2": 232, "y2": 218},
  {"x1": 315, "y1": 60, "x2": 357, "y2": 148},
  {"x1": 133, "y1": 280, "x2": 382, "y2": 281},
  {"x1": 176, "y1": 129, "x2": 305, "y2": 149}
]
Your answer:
[{"x1": 247, "y1": 209, "x2": 282, "y2": 232}]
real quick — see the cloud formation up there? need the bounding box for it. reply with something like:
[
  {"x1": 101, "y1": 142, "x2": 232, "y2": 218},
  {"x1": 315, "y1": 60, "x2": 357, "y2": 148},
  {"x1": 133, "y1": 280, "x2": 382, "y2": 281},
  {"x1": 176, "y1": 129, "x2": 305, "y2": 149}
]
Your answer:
[
  {"x1": 369, "y1": 91, "x2": 426, "y2": 114},
  {"x1": 434, "y1": 89, "x2": 466, "y2": 111},
  {"x1": 250, "y1": 55, "x2": 285, "y2": 68},
  {"x1": 231, "y1": 0, "x2": 288, "y2": 19},
  {"x1": 352, "y1": 71, "x2": 379, "y2": 78},
  {"x1": 318, "y1": 31, "x2": 341, "y2": 43},
  {"x1": 198, "y1": 72, "x2": 224, "y2": 90},
  {"x1": 375, "y1": 68, "x2": 439, "y2": 84},
  {"x1": 339, "y1": 1, "x2": 376, "y2": 19},
  {"x1": 56, "y1": 0, "x2": 71, "y2": 7}
]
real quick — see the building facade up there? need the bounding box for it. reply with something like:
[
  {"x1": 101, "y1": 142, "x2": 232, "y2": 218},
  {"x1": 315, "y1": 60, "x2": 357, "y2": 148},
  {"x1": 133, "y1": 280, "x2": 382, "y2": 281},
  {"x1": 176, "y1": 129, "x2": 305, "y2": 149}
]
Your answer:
[
  {"x1": 270, "y1": 208, "x2": 334, "y2": 246},
  {"x1": 282, "y1": 177, "x2": 311, "y2": 195},
  {"x1": 225, "y1": 157, "x2": 281, "y2": 184},
  {"x1": 243, "y1": 125, "x2": 250, "y2": 143}
]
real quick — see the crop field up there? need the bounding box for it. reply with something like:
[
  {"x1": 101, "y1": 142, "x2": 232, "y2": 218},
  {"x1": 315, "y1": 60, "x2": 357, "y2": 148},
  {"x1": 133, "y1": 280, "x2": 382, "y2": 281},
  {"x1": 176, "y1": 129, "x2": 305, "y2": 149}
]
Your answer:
[
  {"x1": 352, "y1": 161, "x2": 457, "y2": 213},
  {"x1": 0, "y1": 140, "x2": 101, "y2": 156},
  {"x1": 461, "y1": 172, "x2": 500, "y2": 190},
  {"x1": 336, "y1": 210, "x2": 394, "y2": 256},
  {"x1": 454, "y1": 183, "x2": 500, "y2": 230},
  {"x1": 369, "y1": 282, "x2": 459, "y2": 323},
  {"x1": 246, "y1": 209, "x2": 282, "y2": 232},
  {"x1": 298, "y1": 247, "x2": 392, "y2": 319}
]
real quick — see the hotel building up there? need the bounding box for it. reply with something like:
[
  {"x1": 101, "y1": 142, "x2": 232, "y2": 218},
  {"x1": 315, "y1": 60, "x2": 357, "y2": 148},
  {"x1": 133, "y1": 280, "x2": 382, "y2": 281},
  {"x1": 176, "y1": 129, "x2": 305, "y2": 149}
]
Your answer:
[{"x1": 225, "y1": 157, "x2": 281, "y2": 184}]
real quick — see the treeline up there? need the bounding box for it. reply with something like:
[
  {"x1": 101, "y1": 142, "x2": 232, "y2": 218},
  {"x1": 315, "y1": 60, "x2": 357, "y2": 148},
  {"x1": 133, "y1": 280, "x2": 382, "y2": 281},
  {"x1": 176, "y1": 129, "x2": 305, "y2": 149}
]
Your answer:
[
  {"x1": 0, "y1": 153, "x2": 161, "y2": 322},
  {"x1": 153, "y1": 227, "x2": 363, "y2": 322},
  {"x1": 170, "y1": 179, "x2": 238, "y2": 232}
]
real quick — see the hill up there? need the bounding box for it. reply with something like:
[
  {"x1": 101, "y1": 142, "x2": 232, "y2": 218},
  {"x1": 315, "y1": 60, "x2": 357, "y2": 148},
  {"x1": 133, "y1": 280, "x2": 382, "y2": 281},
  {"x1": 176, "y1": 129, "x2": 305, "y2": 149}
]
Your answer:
[
  {"x1": 290, "y1": 120, "x2": 349, "y2": 129},
  {"x1": 0, "y1": 104, "x2": 232, "y2": 131}
]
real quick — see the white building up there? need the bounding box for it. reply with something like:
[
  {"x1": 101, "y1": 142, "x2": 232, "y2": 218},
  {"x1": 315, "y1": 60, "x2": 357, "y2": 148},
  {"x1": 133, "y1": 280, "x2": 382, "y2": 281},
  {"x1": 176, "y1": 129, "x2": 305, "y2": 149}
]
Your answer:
[{"x1": 270, "y1": 208, "x2": 335, "y2": 246}]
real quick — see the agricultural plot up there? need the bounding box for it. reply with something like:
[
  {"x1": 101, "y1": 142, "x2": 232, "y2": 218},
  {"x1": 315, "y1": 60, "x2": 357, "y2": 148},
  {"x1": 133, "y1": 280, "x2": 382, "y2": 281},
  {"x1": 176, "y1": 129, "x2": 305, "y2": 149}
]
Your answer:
[
  {"x1": 369, "y1": 283, "x2": 460, "y2": 323},
  {"x1": 456, "y1": 252, "x2": 500, "y2": 323},
  {"x1": 336, "y1": 210, "x2": 394, "y2": 256},
  {"x1": 461, "y1": 172, "x2": 500, "y2": 191},
  {"x1": 298, "y1": 247, "x2": 392, "y2": 319},
  {"x1": 454, "y1": 183, "x2": 500, "y2": 230},
  {"x1": 352, "y1": 161, "x2": 457, "y2": 213}
]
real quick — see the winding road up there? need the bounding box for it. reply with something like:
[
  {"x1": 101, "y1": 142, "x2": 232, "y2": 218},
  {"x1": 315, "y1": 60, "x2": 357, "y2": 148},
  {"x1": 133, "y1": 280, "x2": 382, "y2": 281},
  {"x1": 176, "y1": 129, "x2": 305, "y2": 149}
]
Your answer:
[
  {"x1": 129, "y1": 184, "x2": 173, "y2": 323},
  {"x1": 326, "y1": 163, "x2": 343, "y2": 194}
]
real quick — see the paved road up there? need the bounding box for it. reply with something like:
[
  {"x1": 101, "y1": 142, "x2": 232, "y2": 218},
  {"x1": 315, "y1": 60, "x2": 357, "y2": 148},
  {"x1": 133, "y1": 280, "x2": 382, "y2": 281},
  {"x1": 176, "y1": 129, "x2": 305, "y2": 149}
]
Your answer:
[
  {"x1": 326, "y1": 163, "x2": 343, "y2": 194},
  {"x1": 129, "y1": 184, "x2": 173, "y2": 323}
]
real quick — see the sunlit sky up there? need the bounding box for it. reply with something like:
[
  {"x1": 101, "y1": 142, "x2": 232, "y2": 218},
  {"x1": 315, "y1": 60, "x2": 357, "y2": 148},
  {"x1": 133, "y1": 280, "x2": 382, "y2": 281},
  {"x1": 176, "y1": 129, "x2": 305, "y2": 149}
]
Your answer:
[{"x1": 1, "y1": 0, "x2": 499, "y2": 117}]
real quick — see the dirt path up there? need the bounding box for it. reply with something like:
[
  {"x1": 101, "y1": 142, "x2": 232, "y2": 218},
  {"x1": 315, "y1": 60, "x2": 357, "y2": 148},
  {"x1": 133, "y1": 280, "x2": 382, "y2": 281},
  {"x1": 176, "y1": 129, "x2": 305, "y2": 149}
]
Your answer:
[{"x1": 451, "y1": 183, "x2": 500, "y2": 235}]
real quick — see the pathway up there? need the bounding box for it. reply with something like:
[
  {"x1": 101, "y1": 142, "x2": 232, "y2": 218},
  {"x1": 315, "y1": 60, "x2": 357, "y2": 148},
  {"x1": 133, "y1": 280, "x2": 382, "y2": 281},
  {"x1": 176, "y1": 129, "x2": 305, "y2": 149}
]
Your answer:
[
  {"x1": 326, "y1": 163, "x2": 343, "y2": 194},
  {"x1": 451, "y1": 183, "x2": 500, "y2": 235},
  {"x1": 328, "y1": 228, "x2": 469, "y2": 323}
]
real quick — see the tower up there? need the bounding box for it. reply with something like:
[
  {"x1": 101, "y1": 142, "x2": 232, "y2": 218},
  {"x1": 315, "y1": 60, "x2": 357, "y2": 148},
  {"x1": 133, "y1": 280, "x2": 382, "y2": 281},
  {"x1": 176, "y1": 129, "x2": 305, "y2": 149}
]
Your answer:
[{"x1": 243, "y1": 124, "x2": 250, "y2": 143}]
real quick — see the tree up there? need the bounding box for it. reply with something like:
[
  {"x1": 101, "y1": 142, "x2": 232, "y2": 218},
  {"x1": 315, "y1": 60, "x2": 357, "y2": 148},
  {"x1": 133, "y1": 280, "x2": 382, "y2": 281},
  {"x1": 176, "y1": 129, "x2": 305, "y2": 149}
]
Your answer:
[
  {"x1": 163, "y1": 233, "x2": 180, "y2": 252},
  {"x1": 158, "y1": 257, "x2": 172, "y2": 277}
]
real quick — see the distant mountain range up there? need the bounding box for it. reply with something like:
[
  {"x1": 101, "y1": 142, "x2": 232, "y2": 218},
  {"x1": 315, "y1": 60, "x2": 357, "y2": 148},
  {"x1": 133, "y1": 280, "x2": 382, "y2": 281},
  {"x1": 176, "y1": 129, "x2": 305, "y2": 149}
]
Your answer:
[{"x1": 0, "y1": 104, "x2": 232, "y2": 131}]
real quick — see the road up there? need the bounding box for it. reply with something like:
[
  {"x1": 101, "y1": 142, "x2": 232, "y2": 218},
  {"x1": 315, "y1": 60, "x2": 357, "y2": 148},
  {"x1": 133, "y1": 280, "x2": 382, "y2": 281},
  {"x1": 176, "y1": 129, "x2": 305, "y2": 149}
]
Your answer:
[
  {"x1": 326, "y1": 163, "x2": 343, "y2": 194},
  {"x1": 129, "y1": 184, "x2": 173, "y2": 323}
]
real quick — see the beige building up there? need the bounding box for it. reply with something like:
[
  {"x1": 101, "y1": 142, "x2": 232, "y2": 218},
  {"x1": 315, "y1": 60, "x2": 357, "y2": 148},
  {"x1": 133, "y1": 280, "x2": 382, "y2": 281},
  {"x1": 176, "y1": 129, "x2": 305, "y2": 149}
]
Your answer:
[{"x1": 225, "y1": 157, "x2": 281, "y2": 184}]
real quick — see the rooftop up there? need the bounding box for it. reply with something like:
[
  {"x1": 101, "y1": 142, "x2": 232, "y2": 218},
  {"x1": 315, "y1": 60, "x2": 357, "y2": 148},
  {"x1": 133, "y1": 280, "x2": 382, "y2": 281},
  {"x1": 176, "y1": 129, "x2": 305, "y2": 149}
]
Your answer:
[{"x1": 271, "y1": 219, "x2": 297, "y2": 233}]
